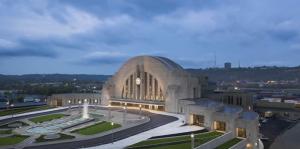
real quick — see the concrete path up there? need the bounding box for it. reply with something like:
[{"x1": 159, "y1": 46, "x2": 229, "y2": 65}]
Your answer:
[
  {"x1": 270, "y1": 121, "x2": 300, "y2": 149},
  {"x1": 85, "y1": 110, "x2": 204, "y2": 149},
  {"x1": 0, "y1": 107, "x2": 67, "y2": 121}
]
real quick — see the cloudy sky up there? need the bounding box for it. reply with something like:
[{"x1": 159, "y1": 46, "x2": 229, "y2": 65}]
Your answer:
[{"x1": 0, "y1": 0, "x2": 299, "y2": 75}]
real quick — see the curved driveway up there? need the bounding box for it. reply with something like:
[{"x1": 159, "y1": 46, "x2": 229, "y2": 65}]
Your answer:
[{"x1": 16, "y1": 108, "x2": 178, "y2": 149}]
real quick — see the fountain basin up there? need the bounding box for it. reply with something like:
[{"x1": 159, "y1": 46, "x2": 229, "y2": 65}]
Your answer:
[{"x1": 23, "y1": 116, "x2": 94, "y2": 135}]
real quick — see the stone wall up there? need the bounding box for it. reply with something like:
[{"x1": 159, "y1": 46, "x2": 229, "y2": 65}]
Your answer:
[{"x1": 229, "y1": 139, "x2": 247, "y2": 149}]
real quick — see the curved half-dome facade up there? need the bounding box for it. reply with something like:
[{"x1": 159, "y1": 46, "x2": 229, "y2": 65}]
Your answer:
[{"x1": 101, "y1": 56, "x2": 207, "y2": 112}]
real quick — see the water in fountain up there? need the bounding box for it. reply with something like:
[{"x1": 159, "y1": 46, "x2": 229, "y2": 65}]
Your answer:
[{"x1": 82, "y1": 99, "x2": 89, "y2": 119}]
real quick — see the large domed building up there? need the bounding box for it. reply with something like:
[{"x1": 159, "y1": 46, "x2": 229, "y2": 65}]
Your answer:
[
  {"x1": 101, "y1": 56, "x2": 207, "y2": 112},
  {"x1": 101, "y1": 55, "x2": 260, "y2": 149}
]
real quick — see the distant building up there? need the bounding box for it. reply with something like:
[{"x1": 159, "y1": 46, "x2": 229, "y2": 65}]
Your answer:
[
  {"x1": 47, "y1": 93, "x2": 101, "y2": 107},
  {"x1": 208, "y1": 90, "x2": 254, "y2": 110},
  {"x1": 254, "y1": 98, "x2": 300, "y2": 120},
  {"x1": 224, "y1": 62, "x2": 231, "y2": 69},
  {"x1": 23, "y1": 95, "x2": 44, "y2": 103}
]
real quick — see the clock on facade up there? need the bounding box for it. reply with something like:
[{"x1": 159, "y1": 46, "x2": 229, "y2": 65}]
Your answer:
[{"x1": 136, "y1": 78, "x2": 141, "y2": 85}]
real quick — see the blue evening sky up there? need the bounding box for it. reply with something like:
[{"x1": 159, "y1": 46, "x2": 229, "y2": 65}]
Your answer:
[{"x1": 0, "y1": 0, "x2": 299, "y2": 75}]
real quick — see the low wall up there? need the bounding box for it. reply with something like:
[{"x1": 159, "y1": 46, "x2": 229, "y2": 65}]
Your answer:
[
  {"x1": 229, "y1": 139, "x2": 247, "y2": 149},
  {"x1": 195, "y1": 131, "x2": 234, "y2": 149}
]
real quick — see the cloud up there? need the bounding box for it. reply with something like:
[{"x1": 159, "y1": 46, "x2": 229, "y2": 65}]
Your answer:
[
  {"x1": 0, "y1": 4, "x2": 99, "y2": 39},
  {"x1": 0, "y1": 1, "x2": 133, "y2": 40},
  {"x1": 0, "y1": 48, "x2": 57, "y2": 58},
  {"x1": 1, "y1": 0, "x2": 300, "y2": 74},
  {"x1": 77, "y1": 51, "x2": 130, "y2": 65},
  {"x1": 0, "y1": 39, "x2": 18, "y2": 48},
  {"x1": 154, "y1": 10, "x2": 220, "y2": 33}
]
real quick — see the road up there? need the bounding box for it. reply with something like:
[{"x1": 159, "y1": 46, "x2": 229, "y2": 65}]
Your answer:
[
  {"x1": 259, "y1": 117, "x2": 296, "y2": 149},
  {"x1": 270, "y1": 121, "x2": 300, "y2": 149}
]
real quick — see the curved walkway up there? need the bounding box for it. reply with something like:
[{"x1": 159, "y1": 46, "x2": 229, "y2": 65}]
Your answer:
[{"x1": 88, "y1": 110, "x2": 204, "y2": 149}]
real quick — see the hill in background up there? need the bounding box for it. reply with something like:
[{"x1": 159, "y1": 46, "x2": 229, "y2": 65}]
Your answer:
[{"x1": 186, "y1": 66, "x2": 300, "y2": 82}]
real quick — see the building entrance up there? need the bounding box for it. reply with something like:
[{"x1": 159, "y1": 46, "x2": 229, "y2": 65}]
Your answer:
[
  {"x1": 214, "y1": 121, "x2": 226, "y2": 131},
  {"x1": 192, "y1": 114, "x2": 204, "y2": 126}
]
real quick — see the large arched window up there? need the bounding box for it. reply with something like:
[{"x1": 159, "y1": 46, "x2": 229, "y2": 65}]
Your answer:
[{"x1": 121, "y1": 71, "x2": 165, "y2": 101}]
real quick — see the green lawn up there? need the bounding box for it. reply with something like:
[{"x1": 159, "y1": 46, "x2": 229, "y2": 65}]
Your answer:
[
  {"x1": 0, "y1": 121, "x2": 29, "y2": 129},
  {"x1": 0, "y1": 129, "x2": 12, "y2": 134},
  {"x1": 0, "y1": 135, "x2": 29, "y2": 146},
  {"x1": 35, "y1": 133, "x2": 75, "y2": 142},
  {"x1": 128, "y1": 131, "x2": 223, "y2": 149},
  {"x1": 215, "y1": 138, "x2": 242, "y2": 149},
  {"x1": 72, "y1": 121, "x2": 121, "y2": 135},
  {"x1": 29, "y1": 114, "x2": 65, "y2": 123},
  {"x1": 0, "y1": 106, "x2": 53, "y2": 117}
]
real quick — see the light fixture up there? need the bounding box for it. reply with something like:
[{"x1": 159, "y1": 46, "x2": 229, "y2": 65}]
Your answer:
[
  {"x1": 136, "y1": 78, "x2": 141, "y2": 85},
  {"x1": 246, "y1": 143, "x2": 252, "y2": 148}
]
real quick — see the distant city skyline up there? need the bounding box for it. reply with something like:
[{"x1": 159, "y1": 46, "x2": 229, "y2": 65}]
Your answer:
[{"x1": 0, "y1": 0, "x2": 300, "y2": 75}]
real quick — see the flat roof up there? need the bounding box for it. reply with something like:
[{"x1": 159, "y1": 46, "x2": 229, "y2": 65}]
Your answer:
[
  {"x1": 181, "y1": 98, "x2": 222, "y2": 108},
  {"x1": 241, "y1": 111, "x2": 259, "y2": 120},
  {"x1": 219, "y1": 105, "x2": 243, "y2": 114}
]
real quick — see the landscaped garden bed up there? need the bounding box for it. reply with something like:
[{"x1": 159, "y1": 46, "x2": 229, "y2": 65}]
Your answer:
[
  {"x1": 35, "y1": 133, "x2": 75, "y2": 142},
  {"x1": 127, "y1": 131, "x2": 223, "y2": 149},
  {"x1": 0, "y1": 135, "x2": 29, "y2": 146},
  {"x1": 0, "y1": 129, "x2": 12, "y2": 134},
  {"x1": 71, "y1": 121, "x2": 121, "y2": 135},
  {"x1": 0, "y1": 121, "x2": 29, "y2": 128},
  {"x1": 0, "y1": 106, "x2": 53, "y2": 116},
  {"x1": 29, "y1": 114, "x2": 65, "y2": 123}
]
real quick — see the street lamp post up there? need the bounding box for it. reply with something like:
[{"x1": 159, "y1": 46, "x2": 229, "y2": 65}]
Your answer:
[
  {"x1": 108, "y1": 104, "x2": 111, "y2": 121},
  {"x1": 123, "y1": 106, "x2": 127, "y2": 124},
  {"x1": 139, "y1": 104, "x2": 142, "y2": 118},
  {"x1": 78, "y1": 100, "x2": 82, "y2": 114},
  {"x1": 10, "y1": 104, "x2": 14, "y2": 118},
  {"x1": 68, "y1": 100, "x2": 71, "y2": 112},
  {"x1": 191, "y1": 133, "x2": 194, "y2": 149},
  {"x1": 6, "y1": 101, "x2": 9, "y2": 110},
  {"x1": 111, "y1": 122, "x2": 114, "y2": 144}
]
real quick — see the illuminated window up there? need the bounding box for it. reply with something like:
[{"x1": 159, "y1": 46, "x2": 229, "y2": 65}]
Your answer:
[{"x1": 236, "y1": 128, "x2": 246, "y2": 138}]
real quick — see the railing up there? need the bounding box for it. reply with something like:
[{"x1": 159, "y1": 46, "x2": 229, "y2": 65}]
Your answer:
[
  {"x1": 110, "y1": 98, "x2": 165, "y2": 105},
  {"x1": 229, "y1": 139, "x2": 247, "y2": 149}
]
